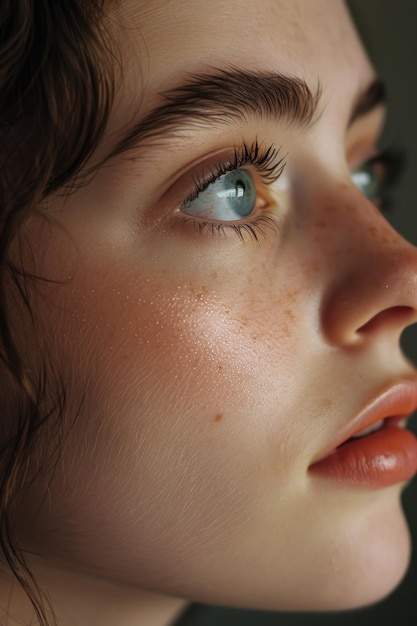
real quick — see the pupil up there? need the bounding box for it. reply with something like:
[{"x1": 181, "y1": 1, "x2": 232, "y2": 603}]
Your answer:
[{"x1": 236, "y1": 181, "x2": 245, "y2": 198}]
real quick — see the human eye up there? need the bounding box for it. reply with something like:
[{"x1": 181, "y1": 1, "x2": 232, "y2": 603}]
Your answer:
[
  {"x1": 351, "y1": 147, "x2": 405, "y2": 210},
  {"x1": 179, "y1": 140, "x2": 288, "y2": 241}
]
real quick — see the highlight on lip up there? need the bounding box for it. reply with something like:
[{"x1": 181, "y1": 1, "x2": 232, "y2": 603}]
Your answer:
[{"x1": 309, "y1": 422, "x2": 417, "y2": 487}]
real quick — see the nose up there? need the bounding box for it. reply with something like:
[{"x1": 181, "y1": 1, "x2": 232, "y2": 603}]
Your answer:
[{"x1": 320, "y1": 186, "x2": 417, "y2": 347}]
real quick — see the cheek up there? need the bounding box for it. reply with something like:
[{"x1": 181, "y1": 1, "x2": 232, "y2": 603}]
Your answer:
[
  {"x1": 31, "y1": 257, "x2": 309, "y2": 576},
  {"x1": 47, "y1": 256, "x2": 302, "y2": 426}
]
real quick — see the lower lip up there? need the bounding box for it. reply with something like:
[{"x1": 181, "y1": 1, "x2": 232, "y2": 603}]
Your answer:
[{"x1": 309, "y1": 423, "x2": 417, "y2": 488}]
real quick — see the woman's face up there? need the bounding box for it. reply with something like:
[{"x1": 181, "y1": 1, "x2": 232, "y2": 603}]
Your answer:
[{"x1": 14, "y1": 0, "x2": 417, "y2": 612}]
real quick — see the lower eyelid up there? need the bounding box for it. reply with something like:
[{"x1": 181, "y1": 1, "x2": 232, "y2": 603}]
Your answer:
[{"x1": 177, "y1": 212, "x2": 283, "y2": 243}]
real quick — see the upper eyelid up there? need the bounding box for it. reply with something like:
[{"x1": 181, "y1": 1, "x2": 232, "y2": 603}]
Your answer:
[
  {"x1": 345, "y1": 107, "x2": 386, "y2": 161},
  {"x1": 182, "y1": 142, "x2": 287, "y2": 203}
]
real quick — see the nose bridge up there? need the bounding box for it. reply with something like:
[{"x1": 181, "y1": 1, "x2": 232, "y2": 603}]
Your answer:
[{"x1": 318, "y1": 186, "x2": 417, "y2": 346}]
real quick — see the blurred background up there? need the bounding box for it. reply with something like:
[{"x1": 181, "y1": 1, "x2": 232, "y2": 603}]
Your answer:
[{"x1": 180, "y1": 1, "x2": 417, "y2": 624}]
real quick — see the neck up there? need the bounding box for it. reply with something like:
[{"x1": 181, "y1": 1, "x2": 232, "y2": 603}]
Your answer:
[{"x1": 0, "y1": 562, "x2": 188, "y2": 626}]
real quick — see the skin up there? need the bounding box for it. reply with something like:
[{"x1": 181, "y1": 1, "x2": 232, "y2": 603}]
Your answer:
[{"x1": 3, "y1": 1, "x2": 417, "y2": 625}]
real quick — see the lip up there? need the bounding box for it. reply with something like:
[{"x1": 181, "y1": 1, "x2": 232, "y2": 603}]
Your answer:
[{"x1": 308, "y1": 379, "x2": 417, "y2": 488}]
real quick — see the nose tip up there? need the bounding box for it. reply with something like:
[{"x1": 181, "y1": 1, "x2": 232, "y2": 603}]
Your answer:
[{"x1": 321, "y1": 219, "x2": 417, "y2": 348}]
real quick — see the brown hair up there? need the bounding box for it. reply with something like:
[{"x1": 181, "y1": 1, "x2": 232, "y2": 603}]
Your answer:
[{"x1": 0, "y1": 1, "x2": 115, "y2": 623}]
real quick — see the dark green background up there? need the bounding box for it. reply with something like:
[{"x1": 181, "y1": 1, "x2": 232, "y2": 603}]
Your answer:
[{"x1": 179, "y1": 2, "x2": 417, "y2": 624}]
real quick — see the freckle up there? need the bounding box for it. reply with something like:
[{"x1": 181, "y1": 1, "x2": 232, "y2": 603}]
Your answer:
[
  {"x1": 316, "y1": 220, "x2": 326, "y2": 229},
  {"x1": 281, "y1": 323, "x2": 290, "y2": 337},
  {"x1": 217, "y1": 364, "x2": 223, "y2": 372},
  {"x1": 286, "y1": 290, "x2": 298, "y2": 303},
  {"x1": 321, "y1": 398, "x2": 333, "y2": 410},
  {"x1": 285, "y1": 308, "x2": 295, "y2": 322},
  {"x1": 214, "y1": 413, "x2": 223, "y2": 422}
]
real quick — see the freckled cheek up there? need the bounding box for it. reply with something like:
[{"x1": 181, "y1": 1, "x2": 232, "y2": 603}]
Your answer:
[
  {"x1": 45, "y1": 268, "x2": 305, "y2": 456},
  {"x1": 128, "y1": 291, "x2": 294, "y2": 414}
]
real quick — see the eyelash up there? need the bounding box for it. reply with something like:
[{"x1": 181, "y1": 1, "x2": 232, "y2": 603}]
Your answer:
[{"x1": 179, "y1": 139, "x2": 287, "y2": 241}]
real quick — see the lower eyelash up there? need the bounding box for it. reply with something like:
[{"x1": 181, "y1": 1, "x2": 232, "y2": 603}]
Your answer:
[{"x1": 180, "y1": 213, "x2": 281, "y2": 242}]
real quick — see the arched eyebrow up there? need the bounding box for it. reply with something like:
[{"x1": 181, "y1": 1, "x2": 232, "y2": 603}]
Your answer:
[
  {"x1": 107, "y1": 68, "x2": 322, "y2": 160},
  {"x1": 105, "y1": 69, "x2": 385, "y2": 161}
]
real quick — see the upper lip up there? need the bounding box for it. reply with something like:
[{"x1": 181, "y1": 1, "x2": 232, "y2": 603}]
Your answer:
[{"x1": 310, "y1": 377, "x2": 417, "y2": 464}]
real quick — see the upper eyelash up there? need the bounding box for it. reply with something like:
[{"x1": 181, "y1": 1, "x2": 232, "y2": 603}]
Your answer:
[
  {"x1": 182, "y1": 139, "x2": 287, "y2": 207},
  {"x1": 368, "y1": 146, "x2": 406, "y2": 211}
]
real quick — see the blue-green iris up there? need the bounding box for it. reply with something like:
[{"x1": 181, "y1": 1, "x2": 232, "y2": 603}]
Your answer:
[
  {"x1": 183, "y1": 170, "x2": 256, "y2": 221},
  {"x1": 351, "y1": 163, "x2": 380, "y2": 203}
]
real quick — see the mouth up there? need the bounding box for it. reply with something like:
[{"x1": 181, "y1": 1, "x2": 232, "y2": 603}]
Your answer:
[{"x1": 308, "y1": 380, "x2": 417, "y2": 488}]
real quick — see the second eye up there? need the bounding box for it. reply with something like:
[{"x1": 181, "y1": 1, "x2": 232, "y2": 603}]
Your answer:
[{"x1": 181, "y1": 170, "x2": 258, "y2": 222}]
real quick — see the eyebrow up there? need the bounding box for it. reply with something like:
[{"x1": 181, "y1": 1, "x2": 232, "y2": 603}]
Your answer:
[
  {"x1": 349, "y1": 78, "x2": 386, "y2": 126},
  {"x1": 107, "y1": 68, "x2": 385, "y2": 161},
  {"x1": 107, "y1": 68, "x2": 322, "y2": 159}
]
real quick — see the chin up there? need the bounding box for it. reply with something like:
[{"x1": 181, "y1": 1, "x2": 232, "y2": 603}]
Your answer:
[
  {"x1": 289, "y1": 494, "x2": 412, "y2": 612},
  {"x1": 332, "y1": 519, "x2": 410, "y2": 610},
  {"x1": 201, "y1": 492, "x2": 413, "y2": 614}
]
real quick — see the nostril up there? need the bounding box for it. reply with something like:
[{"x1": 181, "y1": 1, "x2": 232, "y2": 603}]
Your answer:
[
  {"x1": 357, "y1": 306, "x2": 417, "y2": 336},
  {"x1": 401, "y1": 324, "x2": 417, "y2": 364}
]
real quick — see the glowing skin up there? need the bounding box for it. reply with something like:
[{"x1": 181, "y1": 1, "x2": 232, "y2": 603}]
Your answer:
[{"x1": 4, "y1": 1, "x2": 417, "y2": 625}]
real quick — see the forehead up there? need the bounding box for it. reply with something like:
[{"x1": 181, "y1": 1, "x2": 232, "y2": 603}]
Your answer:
[
  {"x1": 104, "y1": 0, "x2": 377, "y2": 148},
  {"x1": 109, "y1": 0, "x2": 374, "y2": 89}
]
